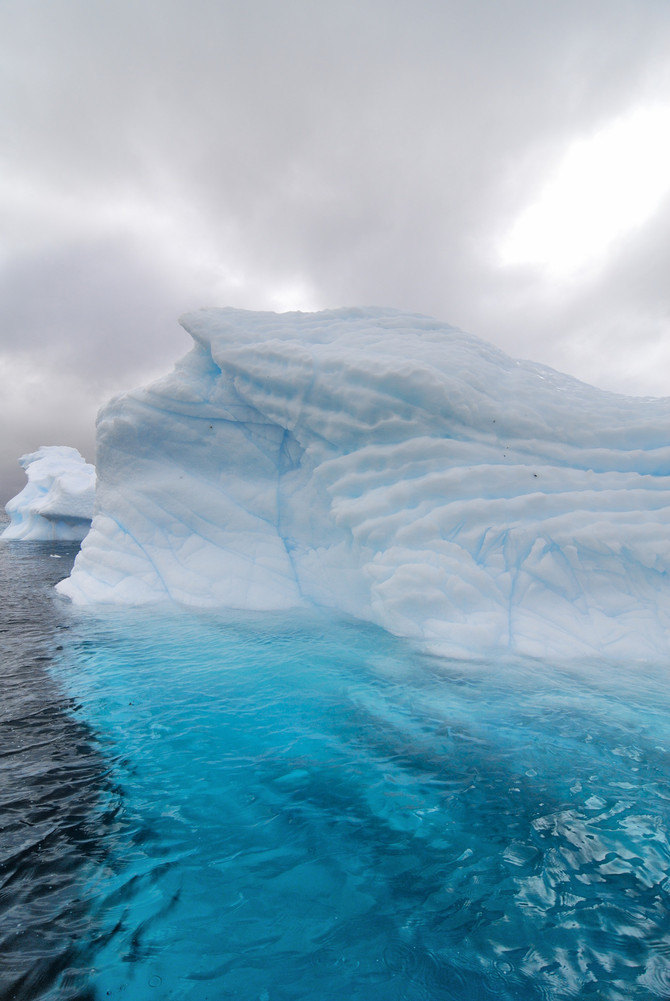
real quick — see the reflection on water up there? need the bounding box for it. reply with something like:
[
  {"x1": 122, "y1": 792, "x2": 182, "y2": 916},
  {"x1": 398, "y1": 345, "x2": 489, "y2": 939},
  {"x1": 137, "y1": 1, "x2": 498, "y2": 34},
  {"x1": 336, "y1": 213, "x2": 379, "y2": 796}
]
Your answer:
[{"x1": 48, "y1": 606, "x2": 670, "y2": 1001}]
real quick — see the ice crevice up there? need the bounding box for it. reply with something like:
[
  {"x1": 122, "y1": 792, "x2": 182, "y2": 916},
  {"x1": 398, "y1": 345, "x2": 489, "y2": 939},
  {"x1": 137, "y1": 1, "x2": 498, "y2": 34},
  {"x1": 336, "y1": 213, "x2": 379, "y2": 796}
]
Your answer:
[
  {"x1": 276, "y1": 428, "x2": 306, "y2": 604},
  {"x1": 57, "y1": 307, "x2": 670, "y2": 662}
]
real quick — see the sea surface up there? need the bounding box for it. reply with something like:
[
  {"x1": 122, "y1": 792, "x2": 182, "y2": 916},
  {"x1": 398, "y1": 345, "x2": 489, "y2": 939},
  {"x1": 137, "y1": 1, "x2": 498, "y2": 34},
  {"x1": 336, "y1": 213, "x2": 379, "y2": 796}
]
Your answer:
[{"x1": 3, "y1": 531, "x2": 670, "y2": 1000}]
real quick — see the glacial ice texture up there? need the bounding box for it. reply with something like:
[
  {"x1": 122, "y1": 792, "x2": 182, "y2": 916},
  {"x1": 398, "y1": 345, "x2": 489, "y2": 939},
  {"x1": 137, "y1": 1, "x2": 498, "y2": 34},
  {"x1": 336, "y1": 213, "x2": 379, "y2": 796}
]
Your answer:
[
  {"x1": 59, "y1": 307, "x2": 670, "y2": 660},
  {"x1": 3, "y1": 446, "x2": 95, "y2": 542}
]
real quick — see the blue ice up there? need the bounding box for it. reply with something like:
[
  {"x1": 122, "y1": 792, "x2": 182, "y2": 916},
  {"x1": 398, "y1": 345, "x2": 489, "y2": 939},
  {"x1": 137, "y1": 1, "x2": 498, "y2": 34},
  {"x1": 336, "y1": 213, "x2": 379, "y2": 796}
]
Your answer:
[{"x1": 58, "y1": 307, "x2": 670, "y2": 663}]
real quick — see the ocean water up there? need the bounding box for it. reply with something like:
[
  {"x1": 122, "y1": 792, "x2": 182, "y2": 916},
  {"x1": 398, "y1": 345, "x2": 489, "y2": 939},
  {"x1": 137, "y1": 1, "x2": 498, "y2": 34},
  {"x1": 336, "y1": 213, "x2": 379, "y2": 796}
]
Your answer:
[
  {"x1": 0, "y1": 533, "x2": 106, "y2": 1000},
  {"x1": 3, "y1": 535, "x2": 670, "y2": 1000}
]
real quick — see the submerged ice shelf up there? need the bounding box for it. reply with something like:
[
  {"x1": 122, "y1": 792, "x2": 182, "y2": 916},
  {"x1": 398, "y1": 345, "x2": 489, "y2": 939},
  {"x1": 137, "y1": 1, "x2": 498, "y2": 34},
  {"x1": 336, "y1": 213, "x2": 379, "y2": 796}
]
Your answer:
[
  {"x1": 2, "y1": 445, "x2": 95, "y2": 542},
  {"x1": 58, "y1": 307, "x2": 670, "y2": 660}
]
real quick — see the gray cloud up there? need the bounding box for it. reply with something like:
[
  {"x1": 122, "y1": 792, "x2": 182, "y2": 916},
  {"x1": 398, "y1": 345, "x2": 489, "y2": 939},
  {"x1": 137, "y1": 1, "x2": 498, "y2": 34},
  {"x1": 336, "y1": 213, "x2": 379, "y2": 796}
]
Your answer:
[{"x1": 2, "y1": 0, "x2": 670, "y2": 500}]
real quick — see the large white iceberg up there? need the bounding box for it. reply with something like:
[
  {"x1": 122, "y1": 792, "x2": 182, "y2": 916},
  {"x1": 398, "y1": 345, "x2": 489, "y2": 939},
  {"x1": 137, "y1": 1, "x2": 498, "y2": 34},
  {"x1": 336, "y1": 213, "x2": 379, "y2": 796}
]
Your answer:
[
  {"x1": 3, "y1": 446, "x2": 95, "y2": 542},
  {"x1": 58, "y1": 307, "x2": 670, "y2": 660}
]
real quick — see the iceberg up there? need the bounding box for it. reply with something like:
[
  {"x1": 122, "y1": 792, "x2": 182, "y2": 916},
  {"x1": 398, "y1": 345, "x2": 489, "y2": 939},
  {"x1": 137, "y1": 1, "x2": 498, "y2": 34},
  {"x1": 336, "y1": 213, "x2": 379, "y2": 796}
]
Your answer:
[
  {"x1": 2, "y1": 446, "x2": 95, "y2": 542},
  {"x1": 58, "y1": 307, "x2": 670, "y2": 660}
]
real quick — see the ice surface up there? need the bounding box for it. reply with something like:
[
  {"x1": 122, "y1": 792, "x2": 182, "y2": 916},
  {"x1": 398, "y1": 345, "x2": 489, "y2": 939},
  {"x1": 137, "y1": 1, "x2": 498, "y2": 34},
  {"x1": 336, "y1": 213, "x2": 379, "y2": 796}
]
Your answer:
[
  {"x1": 2, "y1": 446, "x2": 95, "y2": 541},
  {"x1": 58, "y1": 307, "x2": 670, "y2": 659}
]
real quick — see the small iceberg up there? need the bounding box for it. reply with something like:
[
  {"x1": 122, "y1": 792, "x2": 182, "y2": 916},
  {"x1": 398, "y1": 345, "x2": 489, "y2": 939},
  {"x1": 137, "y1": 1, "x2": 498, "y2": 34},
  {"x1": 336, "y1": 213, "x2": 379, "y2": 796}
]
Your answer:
[{"x1": 2, "y1": 446, "x2": 95, "y2": 542}]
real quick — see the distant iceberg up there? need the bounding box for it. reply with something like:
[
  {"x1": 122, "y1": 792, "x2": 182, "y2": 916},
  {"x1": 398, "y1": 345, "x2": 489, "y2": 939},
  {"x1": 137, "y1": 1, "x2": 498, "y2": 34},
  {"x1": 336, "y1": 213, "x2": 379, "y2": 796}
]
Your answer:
[
  {"x1": 3, "y1": 446, "x2": 95, "y2": 542},
  {"x1": 58, "y1": 307, "x2": 670, "y2": 660}
]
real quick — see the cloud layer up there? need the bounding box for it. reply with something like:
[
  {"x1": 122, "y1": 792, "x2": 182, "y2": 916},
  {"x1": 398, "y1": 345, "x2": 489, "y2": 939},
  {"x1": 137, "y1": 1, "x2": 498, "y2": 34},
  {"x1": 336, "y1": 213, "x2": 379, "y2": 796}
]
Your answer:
[{"x1": 2, "y1": 0, "x2": 670, "y2": 499}]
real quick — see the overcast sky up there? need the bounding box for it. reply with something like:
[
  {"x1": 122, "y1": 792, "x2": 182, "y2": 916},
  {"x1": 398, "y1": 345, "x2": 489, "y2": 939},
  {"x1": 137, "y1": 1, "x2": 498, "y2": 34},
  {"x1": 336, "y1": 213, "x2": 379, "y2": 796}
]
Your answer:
[{"x1": 2, "y1": 0, "x2": 670, "y2": 501}]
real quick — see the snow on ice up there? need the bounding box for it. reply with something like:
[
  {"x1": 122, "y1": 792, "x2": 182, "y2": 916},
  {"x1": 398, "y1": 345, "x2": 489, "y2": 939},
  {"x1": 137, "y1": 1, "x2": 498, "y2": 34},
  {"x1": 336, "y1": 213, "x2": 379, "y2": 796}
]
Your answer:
[
  {"x1": 3, "y1": 446, "x2": 95, "y2": 542},
  {"x1": 58, "y1": 308, "x2": 670, "y2": 660}
]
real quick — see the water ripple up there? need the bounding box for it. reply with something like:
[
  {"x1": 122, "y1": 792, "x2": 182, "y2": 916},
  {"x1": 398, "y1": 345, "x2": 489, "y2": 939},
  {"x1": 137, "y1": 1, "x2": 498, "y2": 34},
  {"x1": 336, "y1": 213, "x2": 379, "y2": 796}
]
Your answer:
[
  {"x1": 0, "y1": 539, "x2": 108, "y2": 1000},
  {"x1": 5, "y1": 537, "x2": 670, "y2": 999}
]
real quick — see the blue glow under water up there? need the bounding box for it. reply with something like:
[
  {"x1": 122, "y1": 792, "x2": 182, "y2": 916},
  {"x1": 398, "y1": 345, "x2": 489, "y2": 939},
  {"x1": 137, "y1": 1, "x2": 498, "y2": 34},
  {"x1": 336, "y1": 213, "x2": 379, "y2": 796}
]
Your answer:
[
  {"x1": 3, "y1": 528, "x2": 670, "y2": 1001},
  {"x1": 46, "y1": 606, "x2": 670, "y2": 1001}
]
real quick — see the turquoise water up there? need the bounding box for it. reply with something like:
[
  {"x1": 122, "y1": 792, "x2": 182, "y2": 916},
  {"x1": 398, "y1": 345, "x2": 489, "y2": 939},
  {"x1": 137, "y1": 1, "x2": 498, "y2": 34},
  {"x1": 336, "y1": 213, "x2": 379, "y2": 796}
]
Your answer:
[{"x1": 46, "y1": 606, "x2": 670, "y2": 1001}]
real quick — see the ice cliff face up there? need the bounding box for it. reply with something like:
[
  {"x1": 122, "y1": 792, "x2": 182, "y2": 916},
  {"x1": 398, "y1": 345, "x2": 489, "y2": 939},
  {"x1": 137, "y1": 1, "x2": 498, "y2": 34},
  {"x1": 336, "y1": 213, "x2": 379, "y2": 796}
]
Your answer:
[
  {"x1": 2, "y1": 446, "x2": 95, "y2": 541},
  {"x1": 58, "y1": 307, "x2": 670, "y2": 660}
]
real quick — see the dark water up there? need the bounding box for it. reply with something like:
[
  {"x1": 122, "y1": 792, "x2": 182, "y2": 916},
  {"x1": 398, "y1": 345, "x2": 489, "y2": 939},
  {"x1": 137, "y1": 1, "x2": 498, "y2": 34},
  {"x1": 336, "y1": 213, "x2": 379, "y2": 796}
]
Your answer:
[
  {"x1": 0, "y1": 535, "x2": 108, "y2": 1000},
  {"x1": 3, "y1": 531, "x2": 670, "y2": 1000}
]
